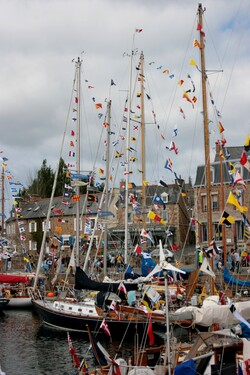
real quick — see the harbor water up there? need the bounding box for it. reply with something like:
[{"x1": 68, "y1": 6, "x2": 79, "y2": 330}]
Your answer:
[{"x1": 0, "y1": 308, "x2": 143, "y2": 375}]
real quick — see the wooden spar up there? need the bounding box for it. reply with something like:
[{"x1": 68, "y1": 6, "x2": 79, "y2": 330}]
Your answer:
[
  {"x1": 103, "y1": 100, "x2": 111, "y2": 277},
  {"x1": 124, "y1": 46, "x2": 134, "y2": 265},
  {"x1": 1, "y1": 165, "x2": 4, "y2": 236},
  {"x1": 220, "y1": 146, "x2": 227, "y2": 266},
  {"x1": 75, "y1": 57, "x2": 81, "y2": 268},
  {"x1": 139, "y1": 51, "x2": 147, "y2": 236},
  {"x1": 198, "y1": 3, "x2": 214, "y2": 293}
]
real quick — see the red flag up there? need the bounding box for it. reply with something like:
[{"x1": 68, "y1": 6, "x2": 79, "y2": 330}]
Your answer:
[
  {"x1": 134, "y1": 244, "x2": 142, "y2": 254},
  {"x1": 118, "y1": 282, "x2": 127, "y2": 295},
  {"x1": 135, "y1": 28, "x2": 143, "y2": 33},
  {"x1": 67, "y1": 332, "x2": 80, "y2": 368},
  {"x1": 100, "y1": 319, "x2": 111, "y2": 339},
  {"x1": 75, "y1": 97, "x2": 78, "y2": 103},
  {"x1": 147, "y1": 314, "x2": 155, "y2": 345},
  {"x1": 95, "y1": 103, "x2": 102, "y2": 109}
]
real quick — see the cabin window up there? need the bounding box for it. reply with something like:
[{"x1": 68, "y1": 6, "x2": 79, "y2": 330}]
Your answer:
[
  {"x1": 29, "y1": 221, "x2": 37, "y2": 233},
  {"x1": 42, "y1": 221, "x2": 51, "y2": 231},
  {"x1": 69, "y1": 307, "x2": 72, "y2": 310},
  {"x1": 78, "y1": 309, "x2": 82, "y2": 312}
]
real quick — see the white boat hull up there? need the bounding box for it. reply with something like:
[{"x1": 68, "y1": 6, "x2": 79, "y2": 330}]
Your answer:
[{"x1": 7, "y1": 296, "x2": 32, "y2": 308}]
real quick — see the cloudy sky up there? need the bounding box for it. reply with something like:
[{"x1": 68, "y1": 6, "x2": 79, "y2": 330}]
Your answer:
[{"x1": 0, "y1": 0, "x2": 249, "y2": 199}]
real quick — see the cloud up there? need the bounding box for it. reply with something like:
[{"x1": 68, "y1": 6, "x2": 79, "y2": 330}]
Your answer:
[{"x1": 0, "y1": 0, "x2": 248, "y2": 198}]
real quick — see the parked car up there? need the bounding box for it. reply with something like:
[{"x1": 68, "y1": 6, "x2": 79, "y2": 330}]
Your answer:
[{"x1": 150, "y1": 248, "x2": 174, "y2": 262}]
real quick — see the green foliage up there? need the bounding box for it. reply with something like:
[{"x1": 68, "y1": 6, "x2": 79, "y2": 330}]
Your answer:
[
  {"x1": 26, "y1": 158, "x2": 66, "y2": 198},
  {"x1": 24, "y1": 158, "x2": 102, "y2": 199}
]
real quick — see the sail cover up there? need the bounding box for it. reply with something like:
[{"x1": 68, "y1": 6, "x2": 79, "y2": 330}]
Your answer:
[
  {"x1": 0, "y1": 274, "x2": 29, "y2": 283},
  {"x1": 75, "y1": 267, "x2": 138, "y2": 292},
  {"x1": 224, "y1": 267, "x2": 250, "y2": 287}
]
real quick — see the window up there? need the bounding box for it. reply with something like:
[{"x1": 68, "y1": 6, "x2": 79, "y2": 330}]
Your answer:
[
  {"x1": 211, "y1": 194, "x2": 218, "y2": 211},
  {"x1": 128, "y1": 212, "x2": 133, "y2": 224},
  {"x1": 73, "y1": 218, "x2": 83, "y2": 231},
  {"x1": 201, "y1": 195, "x2": 207, "y2": 212},
  {"x1": 29, "y1": 221, "x2": 37, "y2": 233},
  {"x1": 236, "y1": 221, "x2": 244, "y2": 241},
  {"x1": 161, "y1": 193, "x2": 169, "y2": 204},
  {"x1": 214, "y1": 223, "x2": 222, "y2": 241},
  {"x1": 42, "y1": 221, "x2": 51, "y2": 231},
  {"x1": 162, "y1": 210, "x2": 168, "y2": 222},
  {"x1": 29, "y1": 240, "x2": 37, "y2": 251},
  {"x1": 201, "y1": 223, "x2": 208, "y2": 242},
  {"x1": 34, "y1": 206, "x2": 40, "y2": 212}
]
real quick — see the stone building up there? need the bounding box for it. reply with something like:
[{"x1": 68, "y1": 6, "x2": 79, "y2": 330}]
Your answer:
[{"x1": 193, "y1": 145, "x2": 250, "y2": 255}]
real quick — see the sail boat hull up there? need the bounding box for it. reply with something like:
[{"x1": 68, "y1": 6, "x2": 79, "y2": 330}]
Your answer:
[{"x1": 32, "y1": 298, "x2": 163, "y2": 336}]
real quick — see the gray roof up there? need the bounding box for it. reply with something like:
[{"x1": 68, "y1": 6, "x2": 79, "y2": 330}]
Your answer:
[
  {"x1": 194, "y1": 146, "x2": 250, "y2": 186},
  {"x1": 7, "y1": 194, "x2": 103, "y2": 222}
]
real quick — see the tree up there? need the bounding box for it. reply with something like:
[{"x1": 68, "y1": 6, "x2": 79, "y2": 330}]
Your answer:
[{"x1": 26, "y1": 159, "x2": 55, "y2": 198}]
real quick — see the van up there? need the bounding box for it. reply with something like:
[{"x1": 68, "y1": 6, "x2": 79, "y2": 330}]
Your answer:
[{"x1": 150, "y1": 248, "x2": 174, "y2": 262}]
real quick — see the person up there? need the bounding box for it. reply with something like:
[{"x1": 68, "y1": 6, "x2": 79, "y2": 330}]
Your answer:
[
  {"x1": 230, "y1": 249, "x2": 236, "y2": 272},
  {"x1": 198, "y1": 248, "x2": 203, "y2": 266},
  {"x1": 234, "y1": 250, "x2": 240, "y2": 273},
  {"x1": 247, "y1": 252, "x2": 250, "y2": 267}
]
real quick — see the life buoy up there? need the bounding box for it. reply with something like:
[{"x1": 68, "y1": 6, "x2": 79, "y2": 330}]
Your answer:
[{"x1": 198, "y1": 293, "x2": 208, "y2": 305}]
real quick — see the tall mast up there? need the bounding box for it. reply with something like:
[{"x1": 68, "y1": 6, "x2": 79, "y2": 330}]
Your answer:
[
  {"x1": 75, "y1": 57, "x2": 81, "y2": 268},
  {"x1": 103, "y1": 100, "x2": 111, "y2": 276},
  {"x1": 219, "y1": 146, "x2": 227, "y2": 266},
  {"x1": 139, "y1": 52, "x2": 146, "y2": 231},
  {"x1": 124, "y1": 47, "x2": 134, "y2": 265},
  {"x1": 198, "y1": 4, "x2": 214, "y2": 291},
  {"x1": 1, "y1": 166, "x2": 4, "y2": 236}
]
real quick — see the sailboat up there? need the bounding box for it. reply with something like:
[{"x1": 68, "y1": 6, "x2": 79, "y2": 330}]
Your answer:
[{"x1": 30, "y1": 57, "x2": 168, "y2": 337}]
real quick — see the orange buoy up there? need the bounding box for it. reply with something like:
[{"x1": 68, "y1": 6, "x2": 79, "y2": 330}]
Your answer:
[{"x1": 47, "y1": 292, "x2": 55, "y2": 297}]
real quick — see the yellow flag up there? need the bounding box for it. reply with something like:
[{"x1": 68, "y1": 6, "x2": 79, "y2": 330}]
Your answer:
[
  {"x1": 147, "y1": 210, "x2": 167, "y2": 225},
  {"x1": 227, "y1": 192, "x2": 248, "y2": 213},
  {"x1": 55, "y1": 226, "x2": 63, "y2": 234},
  {"x1": 189, "y1": 58, "x2": 198, "y2": 67}
]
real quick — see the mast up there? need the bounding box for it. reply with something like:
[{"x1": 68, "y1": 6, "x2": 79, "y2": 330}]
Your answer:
[
  {"x1": 139, "y1": 52, "x2": 146, "y2": 231},
  {"x1": 124, "y1": 47, "x2": 134, "y2": 265},
  {"x1": 75, "y1": 57, "x2": 81, "y2": 268},
  {"x1": 220, "y1": 146, "x2": 227, "y2": 266},
  {"x1": 103, "y1": 100, "x2": 111, "y2": 276},
  {"x1": 1, "y1": 166, "x2": 4, "y2": 236},
  {"x1": 198, "y1": 4, "x2": 214, "y2": 291}
]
